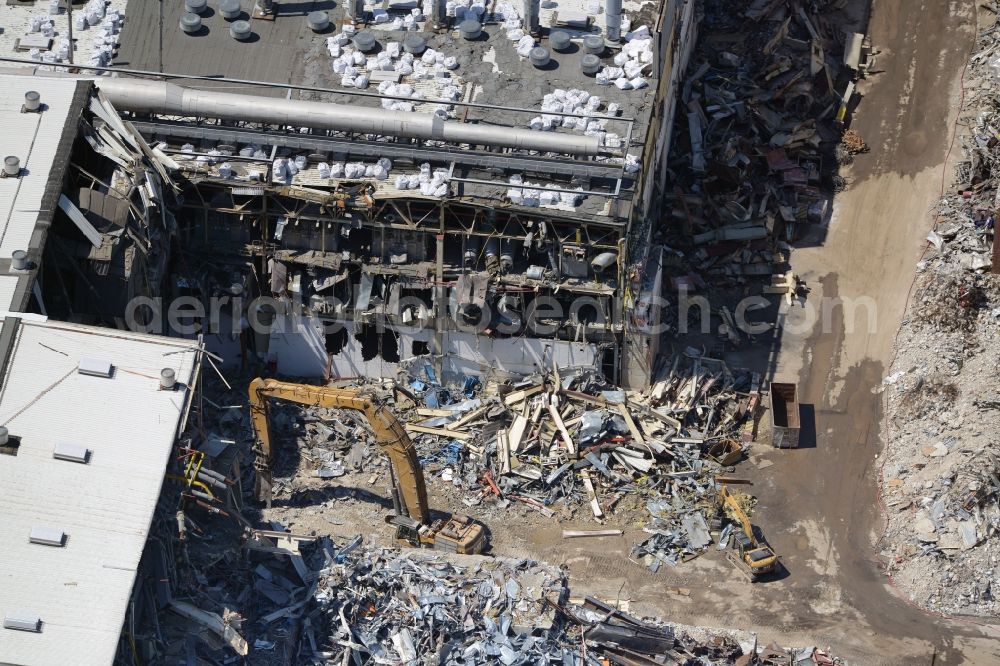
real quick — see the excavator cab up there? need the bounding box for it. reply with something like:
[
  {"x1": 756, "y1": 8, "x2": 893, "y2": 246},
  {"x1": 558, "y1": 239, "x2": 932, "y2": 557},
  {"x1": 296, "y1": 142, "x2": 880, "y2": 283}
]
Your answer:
[{"x1": 390, "y1": 512, "x2": 486, "y2": 554}]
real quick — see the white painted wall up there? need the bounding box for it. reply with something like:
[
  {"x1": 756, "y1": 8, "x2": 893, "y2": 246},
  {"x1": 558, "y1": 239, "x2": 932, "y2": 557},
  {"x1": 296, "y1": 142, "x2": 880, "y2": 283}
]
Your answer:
[{"x1": 269, "y1": 317, "x2": 600, "y2": 381}]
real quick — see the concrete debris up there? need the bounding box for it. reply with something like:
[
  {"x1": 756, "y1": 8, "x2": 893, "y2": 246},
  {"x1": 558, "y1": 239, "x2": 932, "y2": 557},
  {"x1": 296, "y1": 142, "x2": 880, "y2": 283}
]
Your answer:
[{"x1": 880, "y1": 12, "x2": 1000, "y2": 617}]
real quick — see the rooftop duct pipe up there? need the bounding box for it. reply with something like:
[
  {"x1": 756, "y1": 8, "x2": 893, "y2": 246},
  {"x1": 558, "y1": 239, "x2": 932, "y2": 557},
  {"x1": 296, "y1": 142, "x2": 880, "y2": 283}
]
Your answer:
[
  {"x1": 95, "y1": 78, "x2": 605, "y2": 156},
  {"x1": 605, "y1": 0, "x2": 622, "y2": 42},
  {"x1": 432, "y1": 0, "x2": 448, "y2": 28},
  {"x1": 344, "y1": 0, "x2": 360, "y2": 23},
  {"x1": 523, "y1": 0, "x2": 540, "y2": 35}
]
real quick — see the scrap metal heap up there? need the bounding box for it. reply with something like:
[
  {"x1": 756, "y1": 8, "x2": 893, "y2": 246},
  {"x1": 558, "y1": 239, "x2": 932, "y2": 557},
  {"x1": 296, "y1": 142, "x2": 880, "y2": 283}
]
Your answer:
[
  {"x1": 162, "y1": 532, "x2": 843, "y2": 664},
  {"x1": 878, "y1": 9, "x2": 1000, "y2": 617},
  {"x1": 659, "y1": 0, "x2": 867, "y2": 305}
]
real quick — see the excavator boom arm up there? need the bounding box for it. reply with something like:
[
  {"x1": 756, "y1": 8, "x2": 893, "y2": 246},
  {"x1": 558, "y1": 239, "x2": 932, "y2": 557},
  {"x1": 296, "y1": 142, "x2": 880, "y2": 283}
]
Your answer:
[
  {"x1": 720, "y1": 486, "x2": 756, "y2": 545},
  {"x1": 249, "y1": 378, "x2": 430, "y2": 523}
]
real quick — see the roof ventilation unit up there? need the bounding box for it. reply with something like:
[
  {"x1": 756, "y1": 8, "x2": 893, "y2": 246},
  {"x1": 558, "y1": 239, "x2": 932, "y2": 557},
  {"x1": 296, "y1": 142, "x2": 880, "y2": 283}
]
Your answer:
[
  {"x1": 230, "y1": 20, "x2": 252, "y2": 40},
  {"x1": 403, "y1": 34, "x2": 426, "y2": 55},
  {"x1": 78, "y1": 357, "x2": 113, "y2": 377},
  {"x1": 220, "y1": 0, "x2": 241, "y2": 19},
  {"x1": 352, "y1": 31, "x2": 377, "y2": 52},
  {"x1": 29, "y1": 526, "x2": 67, "y2": 547},
  {"x1": 53, "y1": 441, "x2": 92, "y2": 464},
  {"x1": 307, "y1": 11, "x2": 329, "y2": 31},
  {"x1": 529, "y1": 46, "x2": 550, "y2": 68},
  {"x1": 3, "y1": 156, "x2": 21, "y2": 178},
  {"x1": 10, "y1": 250, "x2": 29, "y2": 271},
  {"x1": 583, "y1": 34, "x2": 605, "y2": 56},
  {"x1": 581, "y1": 54, "x2": 601, "y2": 75},
  {"x1": 185, "y1": 0, "x2": 208, "y2": 13},
  {"x1": 22, "y1": 91, "x2": 41, "y2": 113},
  {"x1": 180, "y1": 13, "x2": 202, "y2": 33},
  {"x1": 0, "y1": 426, "x2": 19, "y2": 456},
  {"x1": 160, "y1": 368, "x2": 177, "y2": 390},
  {"x1": 4, "y1": 614, "x2": 42, "y2": 633},
  {"x1": 459, "y1": 19, "x2": 481, "y2": 40},
  {"x1": 549, "y1": 30, "x2": 571, "y2": 52}
]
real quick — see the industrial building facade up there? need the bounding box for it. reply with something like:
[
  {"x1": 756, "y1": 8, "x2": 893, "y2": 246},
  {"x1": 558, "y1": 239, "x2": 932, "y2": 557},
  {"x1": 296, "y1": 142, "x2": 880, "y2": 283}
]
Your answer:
[{"x1": 86, "y1": 0, "x2": 700, "y2": 388}]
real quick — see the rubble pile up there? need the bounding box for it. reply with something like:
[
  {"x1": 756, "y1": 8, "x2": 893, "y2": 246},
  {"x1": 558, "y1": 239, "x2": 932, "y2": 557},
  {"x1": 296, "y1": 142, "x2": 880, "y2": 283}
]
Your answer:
[
  {"x1": 170, "y1": 533, "x2": 846, "y2": 664},
  {"x1": 662, "y1": 0, "x2": 862, "y2": 286},
  {"x1": 879, "y1": 15, "x2": 1000, "y2": 616},
  {"x1": 256, "y1": 354, "x2": 765, "y2": 568}
]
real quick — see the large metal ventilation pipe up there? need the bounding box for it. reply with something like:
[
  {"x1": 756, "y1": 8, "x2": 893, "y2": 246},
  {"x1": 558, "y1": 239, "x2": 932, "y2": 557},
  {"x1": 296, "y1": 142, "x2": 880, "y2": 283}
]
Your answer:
[
  {"x1": 605, "y1": 0, "x2": 622, "y2": 42},
  {"x1": 94, "y1": 78, "x2": 605, "y2": 156},
  {"x1": 522, "y1": 0, "x2": 540, "y2": 35},
  {"x1": 344, "y1": 0, "x2": 359, "y2": 23}
]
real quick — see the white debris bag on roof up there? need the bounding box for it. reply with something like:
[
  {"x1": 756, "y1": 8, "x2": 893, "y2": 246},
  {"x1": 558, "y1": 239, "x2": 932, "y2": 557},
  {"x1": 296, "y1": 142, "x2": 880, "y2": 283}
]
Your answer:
[
  {"x1": 318, "y1": 162, "x2": 331, "y2": 178},
  {"x1": 516, "y1": 36, "x2": 535, "y2": 57},
  {"x1": 624, "y1": 61, "x2": 645, "y2": 79},
  {"x1": 626, "y1": 25, "x2": 649, "y2": 41}
]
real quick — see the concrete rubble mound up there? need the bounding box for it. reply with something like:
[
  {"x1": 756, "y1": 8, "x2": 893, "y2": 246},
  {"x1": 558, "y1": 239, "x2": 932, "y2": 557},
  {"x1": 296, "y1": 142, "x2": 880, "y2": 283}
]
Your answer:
[{"x1": 879, "y1": 11, "x2": 1000, "y2": 617}]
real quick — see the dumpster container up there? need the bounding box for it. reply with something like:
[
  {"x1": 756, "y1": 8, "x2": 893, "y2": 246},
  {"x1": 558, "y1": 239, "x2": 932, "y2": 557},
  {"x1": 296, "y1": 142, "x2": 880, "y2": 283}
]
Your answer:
[{"x1": 769, "y1": 382, "x2": 800, "y2": 448}]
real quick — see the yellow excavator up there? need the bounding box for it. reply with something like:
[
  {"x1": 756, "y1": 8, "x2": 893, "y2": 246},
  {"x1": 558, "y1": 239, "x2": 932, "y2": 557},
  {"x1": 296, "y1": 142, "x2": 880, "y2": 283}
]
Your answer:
[
  {"x1": 248, "y1": 378, "x2": 486, "y2": 554},
  {"x1": 718, "y1": 486, "x2": 778, "y2": 582}
]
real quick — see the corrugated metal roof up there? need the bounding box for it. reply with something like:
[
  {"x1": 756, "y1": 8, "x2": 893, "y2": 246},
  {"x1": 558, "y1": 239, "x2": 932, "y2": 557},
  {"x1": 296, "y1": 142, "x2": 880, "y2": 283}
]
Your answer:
[
  {"x1": 0, "y1": 275, "x2": 21, "y2": 312},
  {"x1": 0, "y1": 320, "x2": 201, "y2": 666},
  {"x1": 0, "y1": 74, "x2": 79, "y2": 259}
]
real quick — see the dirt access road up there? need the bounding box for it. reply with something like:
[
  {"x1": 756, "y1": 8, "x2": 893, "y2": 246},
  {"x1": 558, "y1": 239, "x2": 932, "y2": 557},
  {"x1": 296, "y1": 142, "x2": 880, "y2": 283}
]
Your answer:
[{"x1": 484, "y1": 0, "x2": 999, "y2": 663}]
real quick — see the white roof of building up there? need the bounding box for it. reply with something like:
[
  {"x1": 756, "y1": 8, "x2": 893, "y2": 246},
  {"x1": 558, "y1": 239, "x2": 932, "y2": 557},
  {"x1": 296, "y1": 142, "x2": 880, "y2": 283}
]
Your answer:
[
  {"x1": 0, "y1": 319, "x2": 201, "y2": 666},
  {"x1": 0, "y1": 72, "x2": 80, "y2": 259},
  {"x1": 0, "y1": 275, "x2": 21, "y2": 313}
]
